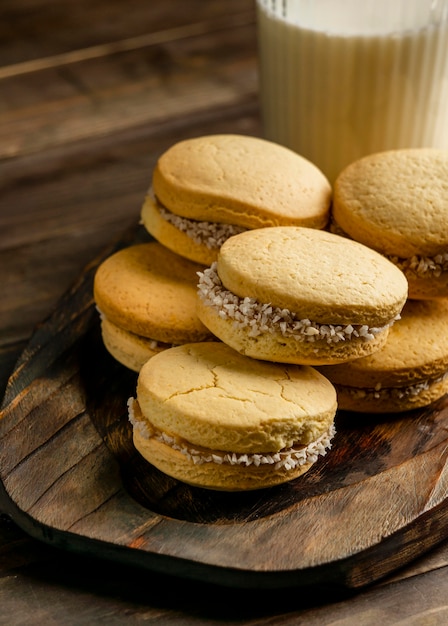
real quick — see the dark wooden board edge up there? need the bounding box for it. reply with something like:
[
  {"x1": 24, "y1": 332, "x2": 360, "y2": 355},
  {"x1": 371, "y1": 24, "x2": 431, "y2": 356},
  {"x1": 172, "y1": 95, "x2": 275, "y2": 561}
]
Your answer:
[
  {"x1": 2, "y1": 461, "x2": 447, "y2": 592},
  {"x1": 1, "y1": 222, "x2": 448, "y2": 590}
]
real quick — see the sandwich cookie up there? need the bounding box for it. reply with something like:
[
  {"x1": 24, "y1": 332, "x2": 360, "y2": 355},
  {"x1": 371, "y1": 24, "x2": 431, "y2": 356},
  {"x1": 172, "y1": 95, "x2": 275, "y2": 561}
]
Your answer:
[
  {"x1": 317, "y1": 299, "x2": 448, "y2": 413},
  {"x1": 197, "y1": 227, "x2": 408, "y2": 365},
  {"x1": 128, "y1": 342, "x2": 337, "y2": 491},
  {"x1": 99, "y1": 318, "x2": 170, "y2": 373},
  {"x1": 332, "y1": 148, "x2": 448, "y2": 299},
  {"x1": 93, "y1": 242, "x2": 214, "y2": 371},
  {"x1": 141, "y1": 134, "x2": 332, "y2": 265}
]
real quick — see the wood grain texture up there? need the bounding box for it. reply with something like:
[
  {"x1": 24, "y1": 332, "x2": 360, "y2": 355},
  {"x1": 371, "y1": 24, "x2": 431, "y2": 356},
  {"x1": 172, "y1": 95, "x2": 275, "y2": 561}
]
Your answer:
[
  {"x1": 1, "y1": 0, "x2": 255, "y2": 65},
  {"x1": 0, "y1": 2, "x2": 257, "y2": 160},
  {"x1": 3, "y1": 0, "x2": 448, "y2": 620},
  {"x1": 0, "y1": 106, "x2": 260, "y2": 347},
  {"x1": 1, "y1": 223, "x2": 448, "y2": 590}
]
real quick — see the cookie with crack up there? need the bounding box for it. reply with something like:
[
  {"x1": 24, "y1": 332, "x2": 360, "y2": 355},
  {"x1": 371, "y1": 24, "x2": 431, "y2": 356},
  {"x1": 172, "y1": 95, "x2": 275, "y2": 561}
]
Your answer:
[
  {"x1": 93, "y1": 242, "x2": 215, "y2": 371},
  {"x1": 197, "y1": 226, "x2": 408, "y2": 365},
  {"x1": 141, "y1": 134, "x2": 332, "y2": 264},
  {"x1": 128, "y1": 342, "x2": 337, "y2": 491},
  {"x1": 317, "y1": 299, "x2": 448, "y2": 413},
  {"x1": 332, "y1": 148, "x2": 448, "y2": 299}
]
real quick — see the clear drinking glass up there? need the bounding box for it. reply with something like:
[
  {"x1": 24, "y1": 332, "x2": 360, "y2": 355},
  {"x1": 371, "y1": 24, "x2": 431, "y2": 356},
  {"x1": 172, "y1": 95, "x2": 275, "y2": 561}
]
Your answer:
[{"x1": 256, "y1": 0, "x2": 448, "y2": 182}]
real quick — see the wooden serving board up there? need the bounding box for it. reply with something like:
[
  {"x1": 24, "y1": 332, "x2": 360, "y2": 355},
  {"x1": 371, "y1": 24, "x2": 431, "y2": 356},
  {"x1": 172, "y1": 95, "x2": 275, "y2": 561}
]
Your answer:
[{"x1": 1, "y1": 223, "x2": 448, "y2": 590}]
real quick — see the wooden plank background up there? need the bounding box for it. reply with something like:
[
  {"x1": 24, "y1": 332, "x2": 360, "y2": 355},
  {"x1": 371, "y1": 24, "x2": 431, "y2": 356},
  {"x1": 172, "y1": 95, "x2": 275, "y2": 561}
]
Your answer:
[{"x1": 0, "y1": 0, "x2": 259, "y2": 387}]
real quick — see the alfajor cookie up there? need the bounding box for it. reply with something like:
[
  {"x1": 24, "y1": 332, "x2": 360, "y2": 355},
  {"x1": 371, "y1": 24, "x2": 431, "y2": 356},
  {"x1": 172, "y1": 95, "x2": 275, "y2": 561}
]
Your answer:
[
  {"x1": 317, "y1": 299, "x2": 448, "y2": 413},
  {"x1": 141, "y1": 134, "x2": 332, "y2": 264},
  {"x1": 332, "y1": 148, "x2": 448, "y2": 299},
  {"x1": 93, "y1": 242, "x2": 214, "y2": 371},
  {"x1": 197, "y1": 227, "x2": 408, "y2": 366},
  {"x1": 128, "y1": 342, "x2": 337, "y2": 491},
  {"x1": 99, "y1": 318, "x2": 172, "y2": 373}
]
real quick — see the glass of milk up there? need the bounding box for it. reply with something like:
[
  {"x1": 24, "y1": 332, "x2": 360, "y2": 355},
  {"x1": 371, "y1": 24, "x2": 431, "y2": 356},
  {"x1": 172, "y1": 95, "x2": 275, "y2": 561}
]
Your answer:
[{"x1": 256, "y1": 0, "x2": 448, "y2": 182}]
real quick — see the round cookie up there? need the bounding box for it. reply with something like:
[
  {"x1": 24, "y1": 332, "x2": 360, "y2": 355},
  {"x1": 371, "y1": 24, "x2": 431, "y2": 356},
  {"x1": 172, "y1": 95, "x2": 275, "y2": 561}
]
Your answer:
[
  {"x1": 93, "y1": 242, "x2": 214, "y2": 371},
  {"x1": 317, "y1": 299, "x2": 448, "y2": 413},
  {"x1": 332, "y1": 148, "x2": 448, "y2": 299},
  {"x1": 128, "y1": 342, "x2": 337, "y2": 491},
  {"x1": 100, "y1": 318, "x2": 171, "y2": 372},
  {"x1": 141, "y1": 134, "x2": 332, "y2": 264},
  {"x1": 197, "y1": 227, "x2": 408, "y2": 366}
]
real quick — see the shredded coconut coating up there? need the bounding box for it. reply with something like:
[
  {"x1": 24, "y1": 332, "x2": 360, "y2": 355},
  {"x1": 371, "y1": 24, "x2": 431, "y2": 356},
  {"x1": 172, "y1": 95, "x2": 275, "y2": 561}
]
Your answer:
[
  {"x1": 159, "y1": 206, "x2": 246, "y2": 250},
  {"x1": 197, "y1": 263, "x2": 396, "y2": 343},
  {"x1": 96, "y1": 305, "x2": 105, "y2": 320},
  {"x1": 339, "y1": 372, "x2": 448, "y2": 400},
  {"x1": 128, "y1": 398, "x2": 335, "y2": 470},
  {"x1": 330, "y1": 220, "x2": 448, "y2": 278},
  {"x1": 389, "y1": 253, "x2": 448, "y2": 278}
]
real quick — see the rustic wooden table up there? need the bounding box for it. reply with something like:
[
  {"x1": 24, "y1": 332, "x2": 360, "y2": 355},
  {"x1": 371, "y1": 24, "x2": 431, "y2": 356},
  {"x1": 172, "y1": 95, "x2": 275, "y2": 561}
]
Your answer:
[{"x1": 1, "y1": 1, "x2": 448, "y2": 623}]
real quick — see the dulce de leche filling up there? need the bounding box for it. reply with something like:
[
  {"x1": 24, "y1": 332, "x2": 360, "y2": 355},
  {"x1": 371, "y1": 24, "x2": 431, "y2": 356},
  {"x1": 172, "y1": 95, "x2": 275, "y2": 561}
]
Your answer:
[
  {"x1": 128, "y1": 398, "x2": 335, "y2": 471},
  {"x1": 197, "y1": 263, "x2": 398, "y2": 344}
]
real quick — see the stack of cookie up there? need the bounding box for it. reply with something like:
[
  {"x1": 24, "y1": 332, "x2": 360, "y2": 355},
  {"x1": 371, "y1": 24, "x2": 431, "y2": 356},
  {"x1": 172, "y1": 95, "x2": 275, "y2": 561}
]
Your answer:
[
  {"x1": 318, "y1": 148, "x2": 448, "y2": 413},
  {"x1": 125, "y1": 135, "x2": 416, "y2": 492},
  {"x1": 95, "y1": 134, "x2": 352, "y2": 491},
  {"x1": 95, "y1": 135, "x2": 448, "y2": 491},
  {"x1": 128, "y1": 219, "x2": 409, "y2": 490},
  {"x1": 94, "y1": 133, "x2": 333, "y2": 373},
  {"x1": 93, "y1": 241, "x2": 215, "y2": 372}
]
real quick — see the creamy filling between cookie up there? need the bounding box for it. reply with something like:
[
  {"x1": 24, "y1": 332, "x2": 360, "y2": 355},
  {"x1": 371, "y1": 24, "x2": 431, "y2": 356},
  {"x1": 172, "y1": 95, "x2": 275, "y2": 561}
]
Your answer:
[
  {"x1": 157, "y1": 204, "x2": 247, "y2": 250},
  {"x1": 128, "y1": 398, "x2": 335, "y2": 471},
  {"x1": 330, "y1": 220, "x2": 448, "y2": 278},
  {"x1": 337, "y1": 371, "x2": 448, "y2": 401},
  {"x1": 197, "y1": 263, "x2": 398, "y2": 343}
]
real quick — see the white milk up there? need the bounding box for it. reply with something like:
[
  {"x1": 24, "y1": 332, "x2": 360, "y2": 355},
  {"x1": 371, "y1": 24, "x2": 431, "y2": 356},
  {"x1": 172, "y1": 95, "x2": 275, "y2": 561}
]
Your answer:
[{"x1": 256, "y1": 0, "x2": 448, "y2": 182}]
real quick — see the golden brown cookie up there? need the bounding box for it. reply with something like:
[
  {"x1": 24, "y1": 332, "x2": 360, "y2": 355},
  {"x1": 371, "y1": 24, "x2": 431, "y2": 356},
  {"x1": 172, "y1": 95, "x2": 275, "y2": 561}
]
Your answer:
[
  {"x1": 141, "y1": 134, "x2": 332, "y2": 264},
  {"x1": 100, "y1": 318, "x2": 170, "y2": 372},
  {"x1": 317, "y1": 299, "x2": 448, "y2": 413},
  {"x1": 332, "y1": 148, "x2": 448, "y2": 299},
  {"x1": 197, "y1": 227, "x2": 408, "y2": 365},
  {"x1": 93, "y1": 242, "x2": 214, "y2": 371},
  {"x1": 128, "y1": 342, "x2": 337, "y2": 491}
]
